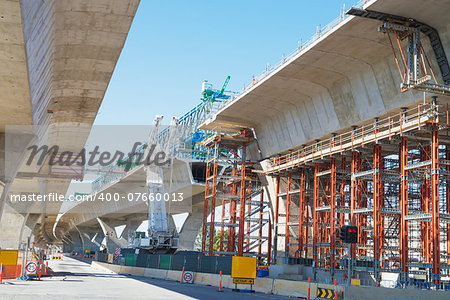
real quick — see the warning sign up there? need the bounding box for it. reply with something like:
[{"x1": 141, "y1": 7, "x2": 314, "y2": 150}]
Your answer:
[
  {"x1": 182, "y1": 271, "x2": 194, "y2": 284},
  {"x1": 231, "y1": 256, "x2": 256, "y2": 279},
  {"x1": 317, "y1": 287, "x2": 335, "y2": 299},
  {"x1": 351, "y1": 278, "x2": 361, "y2": 286},
  {"x1": 233, "y1": 278, "x2": 254, "y2": 284},
  {"x1": 25, "y1": 261, "x2": 37, "y2": 275}
]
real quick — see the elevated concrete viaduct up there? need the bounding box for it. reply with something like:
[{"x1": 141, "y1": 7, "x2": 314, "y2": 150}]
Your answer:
[
  {"x1": 199, "y1": 0, "x2": 450, "y2": 283},
  {"x1": 0, "y1": 0, "x2": 140, "y2": 249},
  {"x1": 202, "y1": 0, "x2": 449, "y2": 157},
  {"x1": 57, "y1": 158, "x2": 208, "y2": 253},
  {"x1": 56, "y1": 0, "x2": 450, "y2": 266}
]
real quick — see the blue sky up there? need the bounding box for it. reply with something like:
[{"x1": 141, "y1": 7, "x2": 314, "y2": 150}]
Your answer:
[{"x1": 94, "y1": 0, "x2": 359, "y2": 125}]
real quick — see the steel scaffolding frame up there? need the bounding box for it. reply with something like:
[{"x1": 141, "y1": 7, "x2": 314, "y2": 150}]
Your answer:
[
  {"x1": 201, "y1": 133, "x2": 271, "y2": 261},
  {"x1": 267, "y1": 99, "x2": 450, "y2": 284}
]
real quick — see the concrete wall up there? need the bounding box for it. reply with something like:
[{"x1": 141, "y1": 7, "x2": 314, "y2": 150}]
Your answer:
[
  {"x1": 91, "y1": 261, "x2": 450, "y2": 299},
  {"x1": 91, "y1": 261, "x2": 342, "y2": 298},
  {"x1": 178, "y1": 193, "x2": 204, "y2": 250},
  {"x1": 344, "y1": 285, "x2": 449, "y2": 300}
]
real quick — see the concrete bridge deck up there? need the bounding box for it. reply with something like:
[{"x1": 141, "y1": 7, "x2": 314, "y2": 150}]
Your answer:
[
  {"x1": 0, "y1": 0, "x2": 140, "y2": 248},
  {"x1": 200, "y1": 0, "x2": 450, "y2": 158}
]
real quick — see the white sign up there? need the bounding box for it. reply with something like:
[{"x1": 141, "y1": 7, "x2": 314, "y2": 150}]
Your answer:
[
  {"x1": 25, "y1": 261, "x2": 37, "y2": 275},
  {"x1": 182, "y1": 271, "x2": 194, "y2": 284}
]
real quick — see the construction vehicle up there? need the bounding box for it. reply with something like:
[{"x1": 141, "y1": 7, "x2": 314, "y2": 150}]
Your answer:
[{"x1": 132, "y1": 115, "x2": 179, "y2": 254}]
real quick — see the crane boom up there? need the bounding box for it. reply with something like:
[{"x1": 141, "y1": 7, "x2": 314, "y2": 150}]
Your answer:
[{"x1": 219, "y1": 75, "x2": 230, "y2": 95}]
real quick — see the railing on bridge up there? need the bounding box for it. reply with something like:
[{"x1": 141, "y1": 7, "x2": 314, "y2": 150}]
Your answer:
[
  {"x1": 239, "y1": 0, "x2": 370, "y2": 94},
  {"x1": 266, "y1": 103, "x2": 440, "y2": 174}
]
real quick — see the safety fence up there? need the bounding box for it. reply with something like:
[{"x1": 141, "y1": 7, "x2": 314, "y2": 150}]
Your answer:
[
  {"x1": 117, "y1": 252, "x2": 233, "y2": 276},
  {"x1": 1, "y1": 265, "x2": 22, "y2": 279}
]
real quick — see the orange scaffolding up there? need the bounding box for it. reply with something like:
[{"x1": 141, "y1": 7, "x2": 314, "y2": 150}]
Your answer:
[
  {"x1": 266, "y1": 100, "x2": 450, "y2": 284},
  {"x1": 201, "y1": 133, "x2": 271, "y2": 262}
]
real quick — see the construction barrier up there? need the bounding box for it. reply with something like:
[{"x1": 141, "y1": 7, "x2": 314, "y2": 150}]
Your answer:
[
  {"x1": 0, "y1": 250, "x2": 21, "y2": 279},
  {"x1": 119, "y1": 250, "x2": 233, "y2": 276},
  {"x1": 90, "y1": 260, "x2": 450, "y2": 300},
  {"x1": 2, "y1": 265, "x2": 22, "y2": 279}
]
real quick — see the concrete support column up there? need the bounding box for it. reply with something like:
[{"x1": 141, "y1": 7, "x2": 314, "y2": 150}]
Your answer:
[
  {"x1": 80, "y1": 227, "x2": 105, "y2": 252},
  {"x1": 119, "y1": 220, "x2": 142, "y2": 242},
  {"x1": 0, "y1": 204, "x2": 35, "y2": 248},
  {"x1": 96, "y1": 218, "x2": 128, "y2": 254},
  {"x1": 62, "y1": 227, "x2": 104, "y2": 254},
  {"x1": 178, "y1": 194, "x2": 204, "y2": 250}
]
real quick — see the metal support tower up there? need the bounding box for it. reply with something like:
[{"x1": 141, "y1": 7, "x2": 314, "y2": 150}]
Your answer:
[
  {"x1": 264, "y1": 101, "x2": 449, "y2": 285},
  {"x1": 202, "y1": 140, "x2": 219, "y2": 255},
  {"x1": 202, "y1": 133, "x2": 270, "y2": 261}
]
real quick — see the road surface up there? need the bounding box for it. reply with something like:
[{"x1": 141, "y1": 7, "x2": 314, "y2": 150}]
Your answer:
[{"x1": 0, "y1": 257, "x2": 287, "y2": 300}]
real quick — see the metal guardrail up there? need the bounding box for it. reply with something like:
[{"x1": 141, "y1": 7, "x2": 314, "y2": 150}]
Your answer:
[
  {"x1": 238, "y1": 0, "x2": 370, "y2": 95},
  {"x1": 267, "y1": 103, "x2": 439, "y2": 173}
]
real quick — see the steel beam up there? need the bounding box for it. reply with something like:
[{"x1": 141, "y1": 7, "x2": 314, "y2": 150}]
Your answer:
[
  {"x1": 228, "y1": 167, "x2": 238, "y2": 252},
  {"x1": 237, "y1": 148, "x2": 247, "y2": 256},
  {"x1": 399, "y1": 137, "x2": 409, "y2": 280},
  {"x1": 313, "y1": 163, "x2": 320, "y2": 267},
  {"x1": 268, "y1": 216, "x2": 272, "y2": 264},
  {"x1": 208, "y1": 143, "x2": 219, "y2": 256},
  {"x1": 298, "y1": 168, "x2": 306, "y2": 256},
  {"x1": 258, "y1": 190, "x2": 264, "y2": 256},
  {"x1": 330, "y1": 157, "x2": 337, "y2": 273},
  {"x1": 431, "y1": 122, "x2": 440, "y2": 282},
  {"x1": 201, "y1": 149, "x2": 211, "y2": 254},
  {"x1": 421, "y1": 145, "x2": 432, "y2": 263},
  {"x1": 350, "y1": 151, "x2": 358, "y2": 259},
  {"x1": 220, "y1": 196, "x2": 225, "y2": 252},
  {"x1": 273, "y1": 176, "x2": 280, "y2": 262},
  {"x1": 340, "y1": 158, "x2": 346, "y2": 228},
  {"x1": 447, "y1": 147, "x2": 450, "y2": 265},
  {"x1": 285, "y1": 172, "x2": 292, "y2": 257},
  {"x1": 373, "y1": 143, "x2": 382, "y2": 283}
]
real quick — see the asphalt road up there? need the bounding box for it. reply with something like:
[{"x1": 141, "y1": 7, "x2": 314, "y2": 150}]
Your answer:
[{"x1": 0, "y1": 257, "x2": 288, "y2": 300}]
